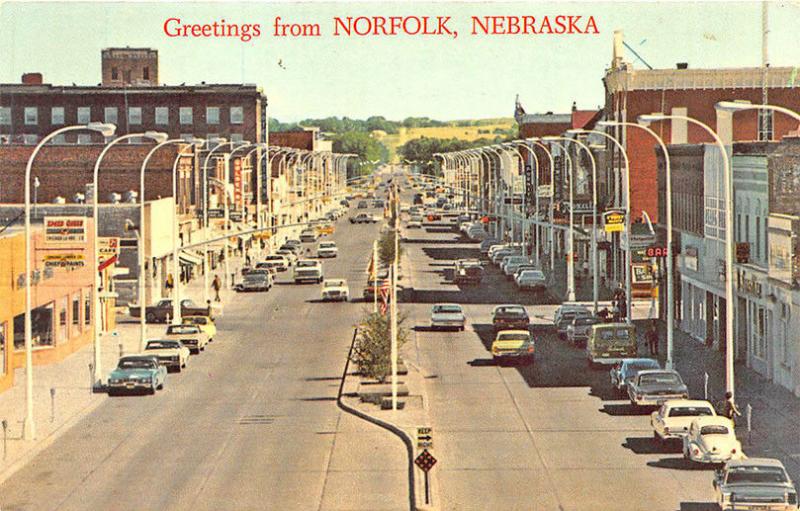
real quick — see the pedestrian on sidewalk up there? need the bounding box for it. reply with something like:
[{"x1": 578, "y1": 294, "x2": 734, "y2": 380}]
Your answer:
[
  {"x1": 723, "y1": 391, "x2": 741, "y2": 426},
  {"x1": 212, "y1": 274, "x2": 222, "y2": 302},
  {"x1": 165, "y1": 273, "x2": 174, "y2": 294},
  {"x1": 646, "y1": 320, "x2": 659, "y2": 355}
]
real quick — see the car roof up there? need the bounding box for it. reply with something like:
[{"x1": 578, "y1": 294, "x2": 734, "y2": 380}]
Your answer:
[
  {"x1": 623, "y1": 358, "x2": 660, "y2": 366},
  {"x1": 637, "y1": 369, "x2": 679, "y2": 376},
  {"x1": 661, "y1": 399, "x2": 713, "y2": 408},
  {"x1": 727, "y1": 458, "x2": 787, "y2": 468},
  {"x1": 120, "y1": 354, "x2": 157, "y2": 361},
  {"x1": 691, "y1": 415, "x2": 734, "y2": 427},
  {"x1": 433, "y1": 303, "x2": 462, "y2": 308},
  {"x1": 496, "y1": 330, "x2": 530, "y2": 335}
]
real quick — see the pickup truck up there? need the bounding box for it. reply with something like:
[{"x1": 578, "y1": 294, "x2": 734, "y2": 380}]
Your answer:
[{"x1": 129, "y1": 299, "x2": 211, "y2": 323}]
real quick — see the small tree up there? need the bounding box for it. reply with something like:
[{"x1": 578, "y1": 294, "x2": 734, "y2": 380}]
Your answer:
[
  {"x1": 351, "y1": 311, "x2": 409, "y2": 381},
  {"x1": 378, "y1": 228, "x2": 403, "y2": 267}
]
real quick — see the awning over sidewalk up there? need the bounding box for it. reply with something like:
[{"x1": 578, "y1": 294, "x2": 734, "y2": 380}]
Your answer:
[{"x1": 179, "y1": 251, "x2": 204, "y2": 266}]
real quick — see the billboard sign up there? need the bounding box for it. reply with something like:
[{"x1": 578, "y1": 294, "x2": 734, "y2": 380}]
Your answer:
[{"x1": 44, "y1": 217, "x2": 86, "y2": 245}]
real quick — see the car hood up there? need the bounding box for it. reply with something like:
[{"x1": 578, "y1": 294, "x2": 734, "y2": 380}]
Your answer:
[
  {"x1": 323, "y1": 286, "x2": 348, "y2": 292},
  {"x1": 432, "y1": 313, "x2": 464, "y2": 321},
  {"x1": 492, "y1": 339, "x2": 531, "y2": 350},
  {"x1": 109, "y1": 368, "x2": 155, "y2": 378},
  {"x1": 144, "y1": 348, "x2": 182, "y2": 356}
]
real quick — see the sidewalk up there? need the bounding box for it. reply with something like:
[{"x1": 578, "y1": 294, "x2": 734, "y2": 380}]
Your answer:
[{"x1": 654, "y1": 323, "x2": 800, "y2": 482}]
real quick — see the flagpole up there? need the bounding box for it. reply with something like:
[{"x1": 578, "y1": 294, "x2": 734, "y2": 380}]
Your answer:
[
  {"x1": 373, "y1": 240, "x2": 378, "y2": 314},
  {"x1": 391, "y1": 181, "x2": 399, "y2": 411}
]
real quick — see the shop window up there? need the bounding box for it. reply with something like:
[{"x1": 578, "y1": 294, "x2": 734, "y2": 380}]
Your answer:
[
  {"x1": 13, "y1": 304, "x2": 54, "y2": 350},
  {"x1": 58, "y1": 297, "x2": 67, "y2": 342},
  {"x1": 85, "y1": 290, "x2": 91, "y2": 326},
  {"x1": 72, "y1": 294, "x2": 80, "y2": 334},
  {"x1": 77, "y1": 107, "x2": 91, "y2": 124}
]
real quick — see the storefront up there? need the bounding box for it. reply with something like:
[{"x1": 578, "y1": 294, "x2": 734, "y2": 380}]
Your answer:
[{"x1": 736, "y1": 266, "x2": 769, "y2": 378}]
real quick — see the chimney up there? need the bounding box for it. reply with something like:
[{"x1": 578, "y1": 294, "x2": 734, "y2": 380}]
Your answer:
[
  {"x1": 572, "y1": 101, "x2": 578, "y2": 113},
  {"x1": 612, "y1": 30, "x2": 624, "y2": 69},
  {"x1": 676, "y1": 63, "x2": 689, "y2": 70},
  {"x1": 21, "y1": 73, "x2": 43, "y2": 85}
]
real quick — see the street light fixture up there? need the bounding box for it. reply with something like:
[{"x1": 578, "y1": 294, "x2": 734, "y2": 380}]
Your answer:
[
  {"x1": 22, "y1": 122, "x2": 115, "y2": 440},
  {"x1": 542, "y1": 136, "x2": 577, "y2": 302},
  {"x1": 201, "y1": 139, "x2": 229, "y2": 303}
]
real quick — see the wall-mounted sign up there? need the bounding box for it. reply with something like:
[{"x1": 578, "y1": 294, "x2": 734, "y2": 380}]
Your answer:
[
  {"x1": 44, "y1": 216, "x2": 86, "y2": 245},
  {"x1": 44, "y1": 253, "x2": 85, "y2": 268},
  {"x1": 233, "y1": 157, "x2": 243, "y2": 208},
  {"x1": 737, "y1": 271, "x2": 763, "y2": 299},
  {"x1": 98, "y1": 237, "x2": 120, "y2": 265},
  {"x1": 683, "y1": 246, "x2": 699, "y2": 271},
  {"x1": 736, "y1": 242, "x2": 751, "y2": 264},
  {"x1": 537, "y1": 185, "x2": 553, "y2": 198},
  {"x1": 604, "y1": 210, "x2": 625, "y2": 233}
]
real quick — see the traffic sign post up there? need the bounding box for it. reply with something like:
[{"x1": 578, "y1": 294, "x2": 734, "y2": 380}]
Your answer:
[
  {"x1": 415, "y1": 449, "x2": 437, "y2": 505},
  {"x1": 416, "y1": 426, "x2": 433, "y2": 449}
]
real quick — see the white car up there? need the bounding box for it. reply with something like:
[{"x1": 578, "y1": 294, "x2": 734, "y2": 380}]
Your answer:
[
  {"x1": 516, "y1": 270, "x2": 547, "y2": 291},
  {"x1": 651, "y1": 399, "x2": 716, "y2": 442},
  {"x1": 321, "y1": 279, "x2": 349, "y2": 301},
  {"x1": 430, "y1": 303, "x2": 466, "y2": 331},
  {"x1": 407, "y1": 216, "x2": 423, "y2": 229},
  {"x1": 317, "y1": 241, "x2": 338, "y2": 258},
  {"x1": 142, "y1": 339, "x2": 190, "y2": 372},
  {"x1": 683, "y1": 416, "x2": 744, "y2": 464},
  {"x1": 276, "y1": 250, "x2": 297, "y2": 266}
]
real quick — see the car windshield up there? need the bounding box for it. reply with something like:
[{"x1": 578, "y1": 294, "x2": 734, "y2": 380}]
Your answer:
[
  {"x1": 183, "y1": 317, "x2": 207, "y2": 325},
  {"x1": 146, "y1": 341, "x2": 180, "y2": 350},
  {"x1": 575, "y1": 317, "x2": 599, "y2": 326},
  {"x1": 167, "y1": 325, "x2": 199, "y2": 334},
  {"x1": 324, "y1": 280, "x2": 345, "y2": 287},
  {"x1": 118, "y1": 359, "x2": 154, "y2": 370},
  {"x1": 245, "y1": 274, "x2": 266, "y2": 281},
  {"x1": 497, "y1": 333, "x2": 530, "y2": 341},
  {"x1": 297, "y1": 260, "x2": 317, "y2": 267},
  {"x1": 639, "y1": 373, "x2": 681, "y2": 385},
  {"x1": 496, "y1": 307, "x2": 526, "y2": 317},
  {"x1": 669, "y1": 406, "x2": 714, "y2": 417},
  {"x1": 726, "y1": 467, "x2": 789, "y2": 484},
  {"x1": 700, "y1": 425, "x2": 729, "y2": 435},
  {"x1": 265, "y1": 256, "x2": 284, "y2": 261},
  {"x1": 598, "y1": 328, "x2": 632, "y2": 342},
  {"x1": 319, "y1": 243, "x2": 336, "y2": 248},
  {"x1": 625, "y1": 361, "x2": 659, "y2": 373},
  {"x1": 434, "y1": 305, "x2": 462, "y2": 314}
]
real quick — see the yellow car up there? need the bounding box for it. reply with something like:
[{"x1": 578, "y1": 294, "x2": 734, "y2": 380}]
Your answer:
[
  {"x1": 316, "y1": 224, "x2": 335, "y2": 236},
  {"x1": 182, "y1": 315, "x2": 217, "y2": 341},
  {"x1": 491, "y1": 330, "x2": 535, "y2": 365}
]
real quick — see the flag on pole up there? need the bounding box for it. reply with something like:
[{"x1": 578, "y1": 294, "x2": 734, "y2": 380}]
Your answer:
[
  {"x1": 367, "y1": 252, "x2": 376, "y2": 280},
  {"x1": 379, "y1": 280, "x2": 391, "y2": 315}
]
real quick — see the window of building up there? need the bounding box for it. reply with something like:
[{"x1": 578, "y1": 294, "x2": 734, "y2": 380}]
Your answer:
[
  {"x1": 84, "y1": 289, "x2": 91, "y2": 326},
  {"x1": 77, "y1": 134, "x2": 91, "y2": 145},
  {"x1": 231, "y1": 133, "x2": 244, "y2": 143},
  {"x1": 781, "y1": 304, "x2": 791, "y2": 366},
  {"x1": 52, "y1": 134, "x2": 66, "y2": 145},
  {"x1": 77, "y1": 107, "x2": 91, "y2": 124},
  {"x1": 104, "y1": 107, "x2": 118, "y2": 125},
  {"x1": 58, "y1": 297, "x2": 67, "y2": 342},
  {"x1": 206, "y1": 133, "x2": 220, "y2": 145},
  {"x1": 0, "y1": 321, "x2": 6, "y2": 374},
  {"x1": 180, "y1": 107, "x2": 193, "y2": 125},
  {"x1": 128, "y1": 107, "x2": 142, "y2": 125},
  {"x1": 24, "y1": 107, "x2": 38, "y2": 125},
  {"x1": 23, "y1": 134, "x2": 39, "y2": 145},
  {"x1": 51, "y1": 107, "x2": 64, "y2": 125},
  {"x1": 755, "y1": 215, "x2": 761, "y2": 260},
  {"x1": 0, "y1": 107, "x2": 10, "y2": 125},
  {"x1": 751, "y1": 303, "x2": 767, "y2": 359},
  {"x1": 206, "y1": 107, "x2": 220, "y2": 125},
  {"x1": 230, "y1": 106, "x2": 244, "y2": 124},
  {"x1": 758, "y1": 110, "x2": 774, "y2": 142},
  {"x1": 155, "y1": 107, "x2": 169, "y2": 125},
  {"x1": 143, "y1": 66, "x2": 150, "y2": 80},
  {"x1": 180, "y1": 133, "x2": 194, "y2": 142},
  {"x1": 13, "y1": 304, "x2": 54, "y2": 350},
  {"x1": 123, "y1": 70, "x2": 131, "y2": 83},
  {"x1": 111, "y1": 67, "x2": 119, "y2": 80}
]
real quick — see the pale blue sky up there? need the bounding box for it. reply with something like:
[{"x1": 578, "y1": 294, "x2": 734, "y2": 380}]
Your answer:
[{"x1": 1, "y1": 1, "x2": 799, "y2": 122}]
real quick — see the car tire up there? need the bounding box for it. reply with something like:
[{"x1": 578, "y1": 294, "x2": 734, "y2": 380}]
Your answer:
[
  {"x1": 157, "y1": 381, "x2": 164, "y2": 390},
  {"x1": 175, "y1": 365, "x2": 182, "y2": 373},
  {"x1": 145, "y1": 312, "x2": 156, "y2": 323},
  {"x1": 148, "y1": 384, "x2": 156, "y2": 395},
  {"x1": 459, "y1": 326, "x2": 465, "y2": 331}
]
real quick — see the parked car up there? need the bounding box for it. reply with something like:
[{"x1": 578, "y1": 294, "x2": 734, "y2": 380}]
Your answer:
[
  {"x1": 651, "y1": 399, "x2": 716, "y2": 442},
  {"x1": 713, "y1": 458, "x2": 798, "y2": 511},
  {"x1": 479, "y1": 238, "x2": 501, "y2": 255},
  {"x1": 259, "y1": 256, "x2": 288, "y2": 272},
  {"x1": 628, "y1": 369, "x2": 690, "y2": 407},
  {"x1": 107, "y1": 355, "x2": 167, "y2": 395},
  {"x1": 453, "y1": 259, "x2": 483, "y2": 284},
  {"x1": 492, "y1": 305, "x2": 530, "y2": 332},
  {"x1": 610, "y1": 358, "x2": 661, "y2": 394},
  {"x1": 565, "y1": 315, "x2": 601, "y2": 346},
  {"x1": 430, "y1": 303, "x2": 466, "y2": 331},
  {"x1": 515, "y1": 270, "x2": 547, "y2": 291},
  {"x1": 491, "y1": 330, "x2": 535, "y2": 365},
  {"x1": 317, "y1": 241, "x2": 339, "y2": 258},
  {"x1": 164, "y1": 323, "x2": 209, "y2": 353},
  {"x1": 586, "y1": 322, "x2": 637, "y2": 368},
  {"x1": 181, "y1": 315, "x2": 216, "y2": 341},
  {"x1": 129, "y1": 299, "x2": 211, "y2": 324},
  {"x1": 235, "y1": 271, "x2": 273, "y2": 292},
  {"x1": 300, "y1": 229, "x2": 319, "y2": 242},
  {"x1": 683, "y1": 416, "x2": 744, "y2": 464},
  {"x1": 350, "y1": 212, "x2": 377, "y2": 224},
  {"x1": 316, "y1": 223, "x2": 335, "y2": 236},
  {"x1": 466, "y1": 225, "x2": 489, "y2": 241},
  {"x1": 357, "y1": 200, "x2": 368, "y2": 209},
  {"x1": 142, "y1": 339, "x2": 190, "y2": 372},
  {"x1": 321, "y1": 279, "x2": 350, "y2": 302},
  {"x1": 294, "y1": 260, "x2": 323, "y2": 284},
  {"x1": 502, "y1": 256, "x2": 532, "y2": 278}
]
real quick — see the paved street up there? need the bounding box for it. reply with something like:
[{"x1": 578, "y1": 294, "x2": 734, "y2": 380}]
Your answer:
[
  {"x1": 401, "y1": 216, "x2": 717, "y2": 511},
  {"x1": 0, "y1": 211, "x2": 408, "y2": 511}
]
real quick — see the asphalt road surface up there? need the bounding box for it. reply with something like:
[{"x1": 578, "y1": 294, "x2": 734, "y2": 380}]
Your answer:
[
  {"x1": 400, "y1": 211, "x2": 719, "y2": 511},
  {"x1": 0, "y1": 209, "x2": 408, "y2": 511}
]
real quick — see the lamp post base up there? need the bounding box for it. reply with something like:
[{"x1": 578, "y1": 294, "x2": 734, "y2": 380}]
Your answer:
[{"x1": 22, "y1": 417, "x2": 36, "y2": 441}]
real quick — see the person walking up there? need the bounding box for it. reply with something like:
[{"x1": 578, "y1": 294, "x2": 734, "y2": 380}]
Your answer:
[
  {"x1": 212, "y1": 274, "x2": 222, "y2": 302},
  {"x1": 723, "y1": 391, "x2": 741, "y2": 426},
  {"x1": 646, "y1": 320, "x2": 659, "y2": 355},
  {"x1": 165, "y1": 273, "x2": 174, "y2": 296}
]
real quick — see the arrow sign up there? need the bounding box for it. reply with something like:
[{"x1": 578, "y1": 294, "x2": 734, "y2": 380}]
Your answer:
[{"x1": 418, "y1": 435, "x2": 432, "y2": 441}]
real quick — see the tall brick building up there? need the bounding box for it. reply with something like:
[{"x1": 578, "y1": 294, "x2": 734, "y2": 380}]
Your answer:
[{"x1": 101, "y1": 47, "x2": 159, "y2": 87}]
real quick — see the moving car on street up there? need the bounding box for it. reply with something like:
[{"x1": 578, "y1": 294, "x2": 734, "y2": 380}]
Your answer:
[
  {"x1": 259, "y1": 256, "x2": 289, "y2": 272},
  {"x1": 430, "y1": 303, "x2": 466, "y2": 331},
  {"x1": 235, "y1": 271, "x2": 273, "y2": 292},
  {"x1": 321, "y1": 279, "x2": 350, "y2": 302},
  {"x1": 294, "y1": 260, "x2": 324, "y2": 284},
  {"x1": 491, "y1": 330, "x2": 535, "y2": 365},
  {"x1": 627, "y1": 369, "x2": 689, "y2": 407},
  {"x1": 143, "y1": 339, "x2": 190, "y2": 372},
  {"x1": 651, "y1": 399, "x2": 716, "y2": 442},
  {"x1": 182, "y1": 315, "x2": 216, "y2": 341},
  {"x1": 586, "y1": 323, "x2": 637, "y2": 367},
  {"x1": 276, "y1": 249, "x2": 298, "y2": 266},
  {"x1": 713, "y1": 458, "x2": 798, "y2": 511},
  {"x1": 300, "y1": 229, "x2": 319, "y2": 242},
  {"x1": 557, "y1": 308, "x2": 593, "y2": 339},
  {"x1": 107, "y1": 355, "x2": 167, "y2": 395},
  {"x1": 479, "y1": 238, "x2": 501, "y2": 255},
  {"x1": 566, "y1": 315, "x2": 602, "y2": 346},
  {"x1": 610, "y1": 358, "x2": 661, "y2": 394},
  {"x1": 502, "y1": 256, "x2": 532, "y2": 278},
  {"x1": 407, "y1": 216, "x2": 423, "y2": 229},
  {"x1": 317, "y1": 241, "x2": 339, "y2": 258},
  {"x1": 350, "y1": 212, "x2": 377, "y2": 224},
  {"x1": 515, "y1": 269, "x2": 547, "y2": 291},
  {"x1": 453, "y1": 259, "x2": 483, "y2": 284},
  {"x1": 683, "y1": 416, "x2": 744, "y2": 464},
  {"x1": 129, "y1": 299, "x2": 211, "y2": 324},
  {"x1": 492, "y1": 305, "x2": 530, "y2": 332},
  {"x1": 165, "y1": 323, "x2": 209, "y2": 353}
]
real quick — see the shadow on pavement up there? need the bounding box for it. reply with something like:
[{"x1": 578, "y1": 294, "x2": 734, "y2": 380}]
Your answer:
[
  {"x1": 622, "y1": 436, "x2": 677, "y2": 455},
  {"x1": 600, "y1": 403, "x2": 652, "y2": 416},
  {"x1": 467, "y1": 358, "x2": 496, "y2": 367},
  {"x1": 647, "y1": 457, "x2": 707, "y2": 471},
  {"x1": 679, "y1": 503, "x2": 718, "y2": 511}
]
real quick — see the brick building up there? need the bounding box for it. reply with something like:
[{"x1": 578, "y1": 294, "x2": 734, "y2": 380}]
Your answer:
[
  {"x1": 101, "y1": 47, "x2": 159, "y2": 87},
  {"x1": 604, "y1": 30, "x2": 800, "y2": 224}
]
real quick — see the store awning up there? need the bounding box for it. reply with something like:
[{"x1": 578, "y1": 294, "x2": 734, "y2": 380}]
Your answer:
[{"x1": 179, "y1": 251, "x2": 203, "y2": 266}]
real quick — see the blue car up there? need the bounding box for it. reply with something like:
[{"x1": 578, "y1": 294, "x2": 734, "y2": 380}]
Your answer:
[
  {"x1": 108, "y1": 355, "x2": 167, "y2": 395},
  {"x1": 609, "y1": 358, "x2": 660, "y2": 395}
]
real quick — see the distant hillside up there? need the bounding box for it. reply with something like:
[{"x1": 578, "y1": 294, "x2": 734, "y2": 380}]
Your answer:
[{"x1": 374, "y1": 118, "x2": 517, "y2": 162}]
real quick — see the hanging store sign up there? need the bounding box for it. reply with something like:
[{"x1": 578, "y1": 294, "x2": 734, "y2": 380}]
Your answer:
[
  {"x1": 97, "y1": 237, "x2": 120, "y2": 266},
  {"x1": 603, "y1": 210, "x2": 625, "y2": 233},
  {"x1": 44, "y1": 217, "x2": 86, "y2": 245},
  {"x1": 233, "y1": 157, "x2": 243, "y2": 208}
]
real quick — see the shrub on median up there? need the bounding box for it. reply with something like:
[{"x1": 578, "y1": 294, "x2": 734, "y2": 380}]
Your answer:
[
  {"x1": 351, "y1": 311, "x2": 408, "y2": 382},
  {"x1": 378, "y1": 228, "x2": 404, "y2": 268}
]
